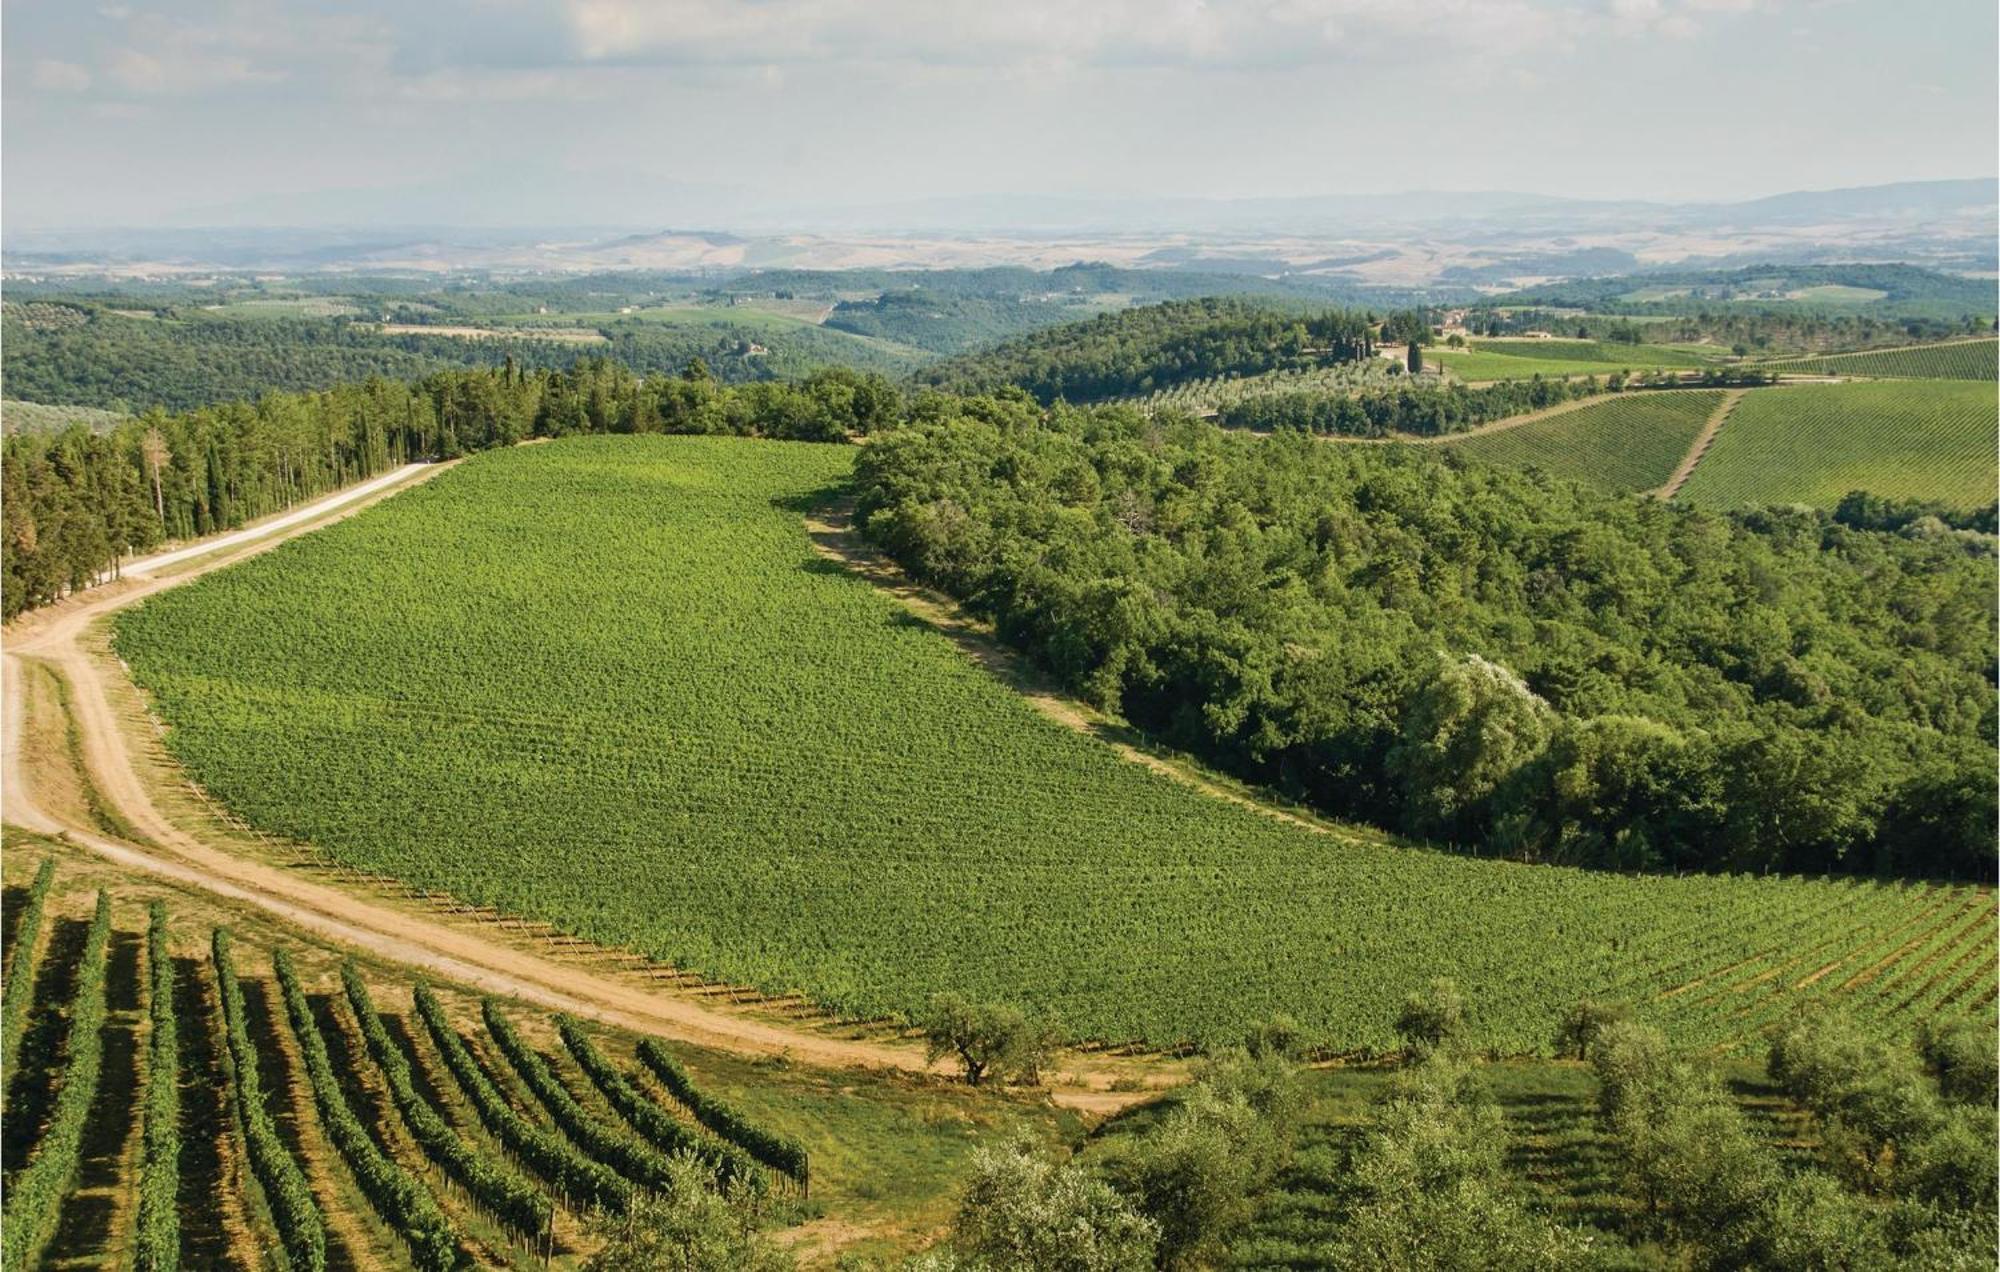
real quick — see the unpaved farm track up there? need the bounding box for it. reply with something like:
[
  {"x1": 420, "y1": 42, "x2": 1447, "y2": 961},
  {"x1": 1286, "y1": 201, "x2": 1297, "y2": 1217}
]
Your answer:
[
  {"x1": 1656, "y1": 388, "x2": 1749, "y2": 499},
  {"x1": 1, "y1": 460, "x2": 1160, "y2": 1110}
]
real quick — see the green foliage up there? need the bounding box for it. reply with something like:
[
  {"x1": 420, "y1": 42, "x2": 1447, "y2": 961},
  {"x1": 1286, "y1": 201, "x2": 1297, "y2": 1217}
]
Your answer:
[
  {"x1": 580, "y1": 1153, "x2": 795, "y2": 1272},
  {"x1": 634, "y1": 1038, "x2": 809, "y2": 1188},
  {"x1": 135, "y1": 901, "x2": 182, "y2": 1272},
  {"x1": 923, "y1": 994, "x2": 1060, "y2": 1087},
  {"x1": 1551, "y1": 999, "x2": 1632, "y2": 1061},
  {"x1": 1330, "y1": 1056, "x2": 1592, "y2": 1270},
  {"x1": 855, "y1": 410, "x2": 1996, "y2": 880},
  {"x1": 1446, "y1": 389, "x2": 1722, "y2": 492},
  {"x1": 1678, "y1": 380, "x2": 1998, "y2": 511},
  {"x1": 556, "y1": 1017, "x2": 762, "y2": 1189},
  {"x1": 1103, "y1": 1047, "x2": 1303, "y2": 1267},
  {"x1": 1915, "y1": 1018, "x2": 2000, "y2": 1106},
  {"x1": 917, "y1": 298, "x2": 1376, "y2": 404},
  {"x1": 340, "y1": 964, "x2": 553, "y2": 1240},
  {"x1": 0, "y1": 299, "x2": 919, "y2": 415},
  {"x1": 0, "y1": 891, "x2": 113, "y2": 1270},
  {"x1": 1393, "y1": 978, "x2": 1469, "y2": 1061},
  {"x1": 211, "y1": 927, "x2": 328, "y2": 1271},
  {"x1": 932, "y1": 1135, "x2": 1158, "y2": 1272},
  {"x1": 114, "y1": 436, "x2": 1998, "y2": 1052},
  {"x1": 412, "y1": 983, "x2": 632, "y2": 1213},
  {"x1": 1, "y1": 857, "x2": 59, "y2": 1083},
  {"x1": 274, "y1": 949, "x2": 461, "y2": 1269}
]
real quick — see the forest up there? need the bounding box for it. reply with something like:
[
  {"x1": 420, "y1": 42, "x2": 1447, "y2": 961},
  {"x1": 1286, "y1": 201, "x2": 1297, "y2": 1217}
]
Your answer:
[
  {"x1": 0, "y1": 300, "x2": 912, "y2": 414},
  {"x1": 914, "y1": 298, "x2": 1382, "y2": 403},
  {"x1": 852, "y1": 405, "x2": 1997, "y2": 881}
]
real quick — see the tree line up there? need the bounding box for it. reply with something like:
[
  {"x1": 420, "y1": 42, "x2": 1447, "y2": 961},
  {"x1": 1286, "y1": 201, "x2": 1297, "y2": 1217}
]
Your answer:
[
  {"x1": 853, "y1": 404, "x2": 1996, "y2": 880},
  {"x1": 2, "y1": 358, "x2": 903, "y2": 619}
]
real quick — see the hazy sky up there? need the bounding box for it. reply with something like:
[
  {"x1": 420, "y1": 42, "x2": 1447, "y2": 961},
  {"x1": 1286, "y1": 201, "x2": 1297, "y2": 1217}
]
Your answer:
[{"x1": 4, "y1": 0, "x2": 1996, "y2": 229}]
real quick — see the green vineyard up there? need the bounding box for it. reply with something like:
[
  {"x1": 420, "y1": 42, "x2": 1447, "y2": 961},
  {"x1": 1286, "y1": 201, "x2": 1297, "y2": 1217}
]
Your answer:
[
  {"x1": 1677, "y1": 380, "x2": 1998, "y2": 510},
  {"x1": 0, "y1": 862, "x2": 802, "y2": 1269},
  {"x1": 1763, "y1": 338, "x2": 1999, "y2": 380},
  {"x1": 111, "y1": 436, "x2": 2000, "y2": 1054},
  {"x1": 1426, "y1": 339, "x2": 1721, "y2": 382},
  {"x1": 1441, "y1": 389, "x2": 1723, "y2": 492}
]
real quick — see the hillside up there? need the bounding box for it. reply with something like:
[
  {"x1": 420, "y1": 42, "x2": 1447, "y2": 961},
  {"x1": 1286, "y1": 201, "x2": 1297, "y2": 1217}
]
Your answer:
[
  {"x1": 913, "y1": 297, "x2": 1378, "y2": 403},
  {"x1": 111, "y1": 436, "x2": 1996, "y2": 1056},
  {"x1": 1441, "y1": 389, "x2": 1724, "y2": 492},
  {"x1": 1677, "y1": 380, "x2": 1998, "y2": 510}
]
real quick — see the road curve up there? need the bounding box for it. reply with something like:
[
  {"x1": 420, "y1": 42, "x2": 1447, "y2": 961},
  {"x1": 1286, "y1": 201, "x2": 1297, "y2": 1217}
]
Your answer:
[{"x1": 2, "y1": 461, "x2": 1020, "y2": 1088}]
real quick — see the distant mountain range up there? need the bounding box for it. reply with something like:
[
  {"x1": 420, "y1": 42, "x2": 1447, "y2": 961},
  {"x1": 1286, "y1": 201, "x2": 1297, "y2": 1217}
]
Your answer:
[{"x1": 4, "y1": 178, "x2": 1993, "y2": 284}]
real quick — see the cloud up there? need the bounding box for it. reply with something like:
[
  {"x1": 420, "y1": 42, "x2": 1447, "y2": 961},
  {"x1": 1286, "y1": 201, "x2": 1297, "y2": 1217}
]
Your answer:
[
  {"x1": 30, "y1": 59, "x2": 93, "y2": 92},
  {"x1": 558, "y1": 0, "x2": 1574, "y2": 72}
]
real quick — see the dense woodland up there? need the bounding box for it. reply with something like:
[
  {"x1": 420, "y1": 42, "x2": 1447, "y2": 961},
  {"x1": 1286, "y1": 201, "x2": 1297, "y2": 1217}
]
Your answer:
[
  {"x1": 915, "y1": 298, "x2": 1381, "y2": 403},
  {"x1": 0, "y1": 301, "x2": 914, "y2": 414},
  {"x1": 854, "y1": 405, "x2": 1997, "y2": 880},
  {"x1": 1215, "y1": 369, "x2": 1773, "y2": 437},
  {"x1": 1, "y1": 359, "x2": 901, "y2": 618}
]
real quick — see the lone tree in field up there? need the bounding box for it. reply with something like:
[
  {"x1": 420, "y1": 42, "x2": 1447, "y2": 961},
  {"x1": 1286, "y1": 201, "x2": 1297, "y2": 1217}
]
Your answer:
[
  {"x1": 1406, "y1": 342, "x2": 1423, "y2": 375},
  {"x1": 924, "y1": 994, "x2": 1057, "y2": 1087},
  {"x1": 1395, "y1": 978, "x2": 1467, "y2": 1061}
]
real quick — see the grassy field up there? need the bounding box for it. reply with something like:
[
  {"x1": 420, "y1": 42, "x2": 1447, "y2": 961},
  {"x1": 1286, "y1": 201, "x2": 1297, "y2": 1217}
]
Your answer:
[
  {"x1": 1442, "y1": 390, "x2": 1723, "y2": 492},
  {"x1": 0, "y1": 838, "x2": 1065, "y2": 1268},
  {"x1": 1426, "y1": 339, "x2": 1723, "y2": 382},
  {"x1": 112, "y1": 437, "x2": 1997, "y2": 1054},
  {"x1": 1762, "y1": 339, "x2": 1999, "y2": 381},
  {"x1": 1677, "y1": 380, "x2": 1998, "y2": 510}
]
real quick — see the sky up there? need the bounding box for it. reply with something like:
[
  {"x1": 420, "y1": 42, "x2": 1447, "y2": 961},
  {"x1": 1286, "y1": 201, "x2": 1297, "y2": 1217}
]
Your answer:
[{"x1": 3, "y1": 0, "x2": 1996, "y2": 230}]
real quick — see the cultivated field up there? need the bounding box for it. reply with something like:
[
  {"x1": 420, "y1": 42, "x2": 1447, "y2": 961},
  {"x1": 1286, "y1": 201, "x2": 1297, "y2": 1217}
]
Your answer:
[
  {"x1": 110, "y1": 437, "x2": 1998, "y2": 1055},
  {"x1": 1426, "y1": 338, "x2": 1722, "y2": 382},
  {"x1": 0, "y1": 847, "x2": 1037, "y2": 1269},
  {"x1": 1443, "y1": 389, "x2": 1723, "y2": 492},
  {"x1": 1676, "y1": 380, "x2": 1998, "y2": 510},
  {"x1": 1761, "y1": 338, "x2": 1999, "y2": 381}
]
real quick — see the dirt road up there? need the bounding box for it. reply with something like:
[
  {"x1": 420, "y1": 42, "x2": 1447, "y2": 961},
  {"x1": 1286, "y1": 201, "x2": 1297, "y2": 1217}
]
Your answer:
[
  {"x1": 1, "y1": 461, "x2": 1165, "y2": 1107},
  {"x1": 1655, "y1": 388, "x2": 1748, "y2": 499}
]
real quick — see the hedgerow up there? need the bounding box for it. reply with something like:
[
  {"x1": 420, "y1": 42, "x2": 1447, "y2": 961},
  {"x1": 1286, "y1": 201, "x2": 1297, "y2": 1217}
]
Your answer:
[
  {"x1": 0, "y1": 890, "x2": 113, "y2": 1269},
  {"x1": 212, "y1": 927, "x2": 327, "y2": 1272},
  {"x1": 135, "y1": 901, "x2": 182, "y2": 1272}
]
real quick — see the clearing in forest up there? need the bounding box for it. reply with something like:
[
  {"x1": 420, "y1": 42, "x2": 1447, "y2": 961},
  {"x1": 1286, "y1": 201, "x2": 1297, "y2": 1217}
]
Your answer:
[
  {"x1": 1442, "y1": 389, "x2": 1724, "y2": 492},
  {"x1": 1675, "y1": 380, "x2": 1998, "y2": 510}
]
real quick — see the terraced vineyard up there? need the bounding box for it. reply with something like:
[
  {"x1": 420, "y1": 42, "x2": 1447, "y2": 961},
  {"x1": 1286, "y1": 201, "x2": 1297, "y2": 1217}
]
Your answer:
[
  {"x1": 1442, "y1": 389, "x2": 1723, "y2": 492},
  {"x1": 110, "y1": 436, "x2": 1999, "y2": 1054},
  {"x1": 1763, "y1": 338, "x2": 1999, "y2": 380},
  {"x1": 0, "y1": 860, "x2": 807, "y2": 1269},
  {"x1": 1676, "y1": 380, "x2": 1998, "y2": 510},
  {"x1": 1427, "y1": 338, "x2": 1723, "y2": 382}
]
